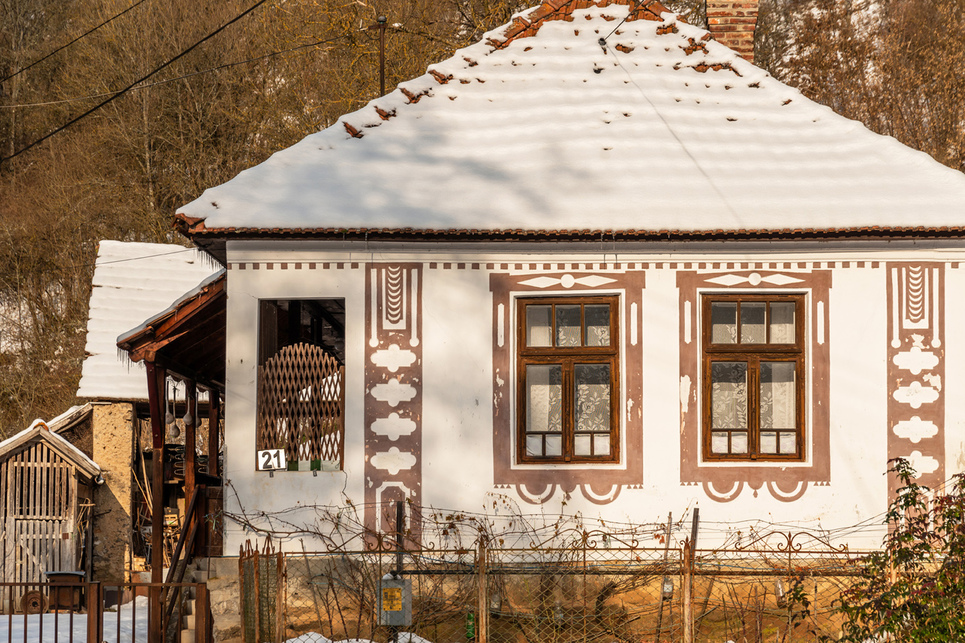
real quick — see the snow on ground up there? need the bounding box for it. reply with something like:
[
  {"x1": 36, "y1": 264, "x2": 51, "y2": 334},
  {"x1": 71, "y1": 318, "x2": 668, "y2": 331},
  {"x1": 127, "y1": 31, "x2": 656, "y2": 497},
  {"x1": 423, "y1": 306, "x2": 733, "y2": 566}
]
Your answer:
[{"x1": 0, "y1": 596, "x2": 149, "y2": 643}]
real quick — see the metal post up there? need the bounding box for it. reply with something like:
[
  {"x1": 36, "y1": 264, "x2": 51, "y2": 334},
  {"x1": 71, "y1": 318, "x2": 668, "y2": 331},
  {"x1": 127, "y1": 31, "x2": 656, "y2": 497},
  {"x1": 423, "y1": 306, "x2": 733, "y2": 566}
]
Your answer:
[
  {"x1": 682, "y1": 540, "x2": 693, "y2": 643},
  {"x1": 690, "y1": 507, "x2": 700, "y2": 551},
  {"x1": 395, "y1": 500, "x2": 405, "y2": 574},
  {"x1": 655, "y1": 512, "x2": 672, "y2": 641},
  {"x1": 391, "y1": 500, "x2": 404, "y2": 643}
]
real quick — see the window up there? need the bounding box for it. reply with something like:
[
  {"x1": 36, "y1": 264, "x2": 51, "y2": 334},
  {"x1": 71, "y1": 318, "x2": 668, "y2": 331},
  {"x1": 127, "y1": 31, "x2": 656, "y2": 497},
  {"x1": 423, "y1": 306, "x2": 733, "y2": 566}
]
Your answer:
[
  {"x1": 517, "y1": 296, "x2": 619, "y2": 463},
  {"x1": 257, "y1": 299, "x2": 345, "y2": 471},
  {"x1": 702, "y1": 293, "x2": 805, "y2": 461}
]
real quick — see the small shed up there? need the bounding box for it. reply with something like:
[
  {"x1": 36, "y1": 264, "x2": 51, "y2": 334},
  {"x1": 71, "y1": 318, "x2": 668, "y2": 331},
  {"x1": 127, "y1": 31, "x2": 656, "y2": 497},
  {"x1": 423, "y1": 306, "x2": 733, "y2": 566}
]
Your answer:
[{"x1": 0, "y1": 419, "x2": 102, "y2": 587}]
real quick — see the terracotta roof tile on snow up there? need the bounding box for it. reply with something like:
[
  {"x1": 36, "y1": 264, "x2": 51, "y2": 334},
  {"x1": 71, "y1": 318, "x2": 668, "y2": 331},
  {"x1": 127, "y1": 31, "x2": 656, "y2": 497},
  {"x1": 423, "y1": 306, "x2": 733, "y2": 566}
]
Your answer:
[{"x1": 175, "y1": 0, "x2": 965, "y2": 245}]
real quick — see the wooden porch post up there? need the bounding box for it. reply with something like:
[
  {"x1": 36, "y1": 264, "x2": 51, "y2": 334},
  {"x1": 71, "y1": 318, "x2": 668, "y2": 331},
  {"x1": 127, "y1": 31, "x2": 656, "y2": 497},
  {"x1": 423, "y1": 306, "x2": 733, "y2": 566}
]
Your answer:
[
  {"x1": 207, "y1": 388, "x2": 221, "y2": 478},
  {"x1": 146, "y1": 362, "x2": 167, "y2": 643},
  {"x1": 184, "y1": 380, "x2": 197, "y2": 517}
]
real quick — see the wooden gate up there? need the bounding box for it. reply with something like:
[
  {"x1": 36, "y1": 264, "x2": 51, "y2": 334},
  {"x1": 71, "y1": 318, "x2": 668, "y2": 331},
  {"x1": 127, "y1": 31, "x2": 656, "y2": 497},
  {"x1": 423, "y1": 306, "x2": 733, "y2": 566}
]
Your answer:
[{"x1": 1, "y1": 442, "x2": 78, "y2": 584}]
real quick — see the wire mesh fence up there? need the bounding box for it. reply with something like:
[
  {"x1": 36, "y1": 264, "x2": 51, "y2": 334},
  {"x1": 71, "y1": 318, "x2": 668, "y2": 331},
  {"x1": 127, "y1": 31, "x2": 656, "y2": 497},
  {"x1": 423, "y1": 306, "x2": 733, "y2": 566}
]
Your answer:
[{"x1": 241, "y1": 527, "x2": 872, "y2": 643}]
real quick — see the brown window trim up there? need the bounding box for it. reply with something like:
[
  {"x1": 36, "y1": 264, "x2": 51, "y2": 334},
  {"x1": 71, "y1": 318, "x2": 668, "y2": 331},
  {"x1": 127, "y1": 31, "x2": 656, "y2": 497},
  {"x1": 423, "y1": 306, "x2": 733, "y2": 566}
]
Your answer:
[
  {"x1": 701, "y1": 293, "x2": 806, "y2": 462},
  {"x1": 516, "y1": 295, "x2": 620, "y2": 464}
]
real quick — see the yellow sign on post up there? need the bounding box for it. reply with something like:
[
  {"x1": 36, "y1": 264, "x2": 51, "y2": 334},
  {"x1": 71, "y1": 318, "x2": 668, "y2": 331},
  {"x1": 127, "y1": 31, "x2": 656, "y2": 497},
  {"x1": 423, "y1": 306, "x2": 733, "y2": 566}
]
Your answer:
[{"x1": 382, "y1": 587, "x2": 403, "y2": 612}]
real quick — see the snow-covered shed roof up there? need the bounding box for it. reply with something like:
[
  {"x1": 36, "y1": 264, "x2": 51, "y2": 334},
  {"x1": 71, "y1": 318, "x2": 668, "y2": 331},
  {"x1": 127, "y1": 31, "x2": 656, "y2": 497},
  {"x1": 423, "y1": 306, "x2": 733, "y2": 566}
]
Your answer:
[
  {"x1": 0, "y1": 418, "x2": 101, "y2": 482},
  {"x1": 177, "y1": 0, "x2": 965, "y2": 247},
  {"x1": 77, "y1": 241, "x2": 218, "y2": 401}
]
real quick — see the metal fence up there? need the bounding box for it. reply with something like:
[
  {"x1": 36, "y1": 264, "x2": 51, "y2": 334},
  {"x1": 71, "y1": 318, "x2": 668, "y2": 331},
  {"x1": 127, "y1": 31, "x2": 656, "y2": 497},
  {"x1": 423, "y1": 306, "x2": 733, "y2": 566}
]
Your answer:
[{"x1": 241, "y1": 529, "x2": 869, "y2": 643}]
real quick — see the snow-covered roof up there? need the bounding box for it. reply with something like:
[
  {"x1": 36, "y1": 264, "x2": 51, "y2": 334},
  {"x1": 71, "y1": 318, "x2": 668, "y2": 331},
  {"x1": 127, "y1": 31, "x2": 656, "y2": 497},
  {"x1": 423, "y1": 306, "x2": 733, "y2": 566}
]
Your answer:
[
  {"x1": 48, "y1": 403, "x2": 93, "y2": 434},
  {"x1": 0, "y1": 419, "x2": 101, "y2": 481},
  {"x1": 177, "y1": 0, "x2": 965, "y2": 242},
  {"x1": 77, "y1": 241, "x2": 218, "y2": 401}
]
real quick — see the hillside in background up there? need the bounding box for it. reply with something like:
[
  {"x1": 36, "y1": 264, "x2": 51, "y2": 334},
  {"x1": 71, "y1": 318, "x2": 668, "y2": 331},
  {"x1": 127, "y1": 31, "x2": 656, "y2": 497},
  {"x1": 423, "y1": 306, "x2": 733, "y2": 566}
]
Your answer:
[{"x1": 0, "y1": 0, "x2": 962, "y2": 435}]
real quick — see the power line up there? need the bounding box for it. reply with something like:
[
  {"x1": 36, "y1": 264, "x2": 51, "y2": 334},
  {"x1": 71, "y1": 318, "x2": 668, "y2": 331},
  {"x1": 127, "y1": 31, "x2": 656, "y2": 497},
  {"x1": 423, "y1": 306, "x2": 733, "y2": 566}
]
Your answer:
[
  {"x1": 1, "y1": 0, "x2": 152, "y2": 84},
  {"x1": 0, "y1": 0, "x2": 270, "y2": 167},
  {"x1": 1, "y1": 34, "x2": 351, "y2": 109}
]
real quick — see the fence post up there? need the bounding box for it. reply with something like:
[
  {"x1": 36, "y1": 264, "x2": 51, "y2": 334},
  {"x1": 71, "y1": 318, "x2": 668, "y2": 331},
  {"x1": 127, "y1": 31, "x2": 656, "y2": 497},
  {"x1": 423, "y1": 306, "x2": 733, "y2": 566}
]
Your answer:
[
  {"x1": 87, "y1": 581, "x2": 103, "y2": 643},
  {"x1": 253, "y1": 546, "x2": 261, "y2": 643},
  {"x1": 276, "y1": 551, "x2": 285, "y2": 643},
  {"x1": 682, "y1": 540, "x2": 693, "y2": 643},
  {"x1": 476, "y1": 536, "x2": 488, "y2": 643},
  {"x1": 196, "y1": 583, "x2": 211, "y2": 643},
  {"x1": 655, "y1": 512, "x2": 672, "y2": 642}
]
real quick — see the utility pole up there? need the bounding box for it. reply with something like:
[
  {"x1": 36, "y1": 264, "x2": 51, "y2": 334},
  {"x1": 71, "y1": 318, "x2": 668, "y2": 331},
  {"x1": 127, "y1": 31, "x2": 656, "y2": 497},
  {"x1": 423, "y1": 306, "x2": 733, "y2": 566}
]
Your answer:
[{"x1": 368, "y1": 16, "x2": 388, "y2": 96}]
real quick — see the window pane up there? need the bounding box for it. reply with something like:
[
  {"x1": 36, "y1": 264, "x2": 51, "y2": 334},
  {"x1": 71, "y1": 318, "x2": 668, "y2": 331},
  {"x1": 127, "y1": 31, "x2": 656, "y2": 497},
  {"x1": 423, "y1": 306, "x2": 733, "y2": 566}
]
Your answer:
[
  {"x1": 545, "y1": 435, "x2": 562, "y2": 457},
  {"x1": 761, "y1": 362, "x2": 796, "y2": 430},
  {"x1": 740, "y1": 303, "x2": 766, "y2": 343},
  {"x1": 556, "y1": 305, "x2": 581, "y2": 347},
  {"x1": 526, "y1": 305, "x2": 553, "y2": 347},
  {"x1": 575, "y1": 364, "x2": 611, "y2": 433},
  {"x1": 769, "y1": 302, "x2": 796, "y2": 344},
  {"x1": 526, "y1": 436, "x2": 543, "y2": 457},
  {"x1": 779, "y1": 432, "x2": 797, "y2": 455},
  {"x1": 574, "y1": 434, "x2": 591, "y2": 456},
  {"x1": 585, "y1": 305, "x2": 611, "y2": 346},
  {"x1": 711, "y1": 303, "x2": 737, "y2": 343},
  {"x1": 760, "y1": 431, "x2": 777, "y2": 454},
  {"x1": 711, "y1": 432, "x2": 729, "y2": 454},
  {"x1": 711, "y1": 362, "x2": 747, "y2": 429},
  {"x1": 731, "y1": 432, "x2": 748, "y2": 454},
  {"x1": 593, "y1": 434, "x2": 611, "y2": 456},
  {"x1": 526, "y1": 365, "x2": 562, "y2": 434}
]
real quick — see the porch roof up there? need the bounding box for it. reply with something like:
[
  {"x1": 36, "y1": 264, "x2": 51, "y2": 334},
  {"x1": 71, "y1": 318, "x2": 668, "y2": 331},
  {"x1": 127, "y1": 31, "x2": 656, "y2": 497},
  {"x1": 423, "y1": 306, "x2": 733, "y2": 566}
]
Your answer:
[{"x1": 117, "y1": 271, "x2": 227, "y2": 390}]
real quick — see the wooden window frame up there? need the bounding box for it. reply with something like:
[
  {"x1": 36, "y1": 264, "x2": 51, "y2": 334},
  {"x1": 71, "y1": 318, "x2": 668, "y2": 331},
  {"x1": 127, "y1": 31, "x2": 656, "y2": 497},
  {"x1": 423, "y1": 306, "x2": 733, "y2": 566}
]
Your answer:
[
  {"x1": 516, "y1": 295, "x2": 620, "y2": 464},
  {"x1": 701, "y1": 293, "x2": 806, "y2": 462}
]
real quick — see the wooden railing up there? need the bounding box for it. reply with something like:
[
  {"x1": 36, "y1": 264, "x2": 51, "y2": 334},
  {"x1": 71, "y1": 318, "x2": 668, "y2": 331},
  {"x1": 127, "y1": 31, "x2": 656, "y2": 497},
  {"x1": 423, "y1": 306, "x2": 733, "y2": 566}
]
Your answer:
[
  {"x1": 0, "y1": 581, "x2": 209, "y2": 643},
  {"x1": 159, "y1": 484, "x2": 207, "y2": 641}
]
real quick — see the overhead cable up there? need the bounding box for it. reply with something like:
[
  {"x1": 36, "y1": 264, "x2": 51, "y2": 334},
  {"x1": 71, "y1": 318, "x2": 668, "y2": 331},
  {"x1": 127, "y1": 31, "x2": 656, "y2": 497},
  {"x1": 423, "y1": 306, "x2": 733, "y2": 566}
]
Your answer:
[
  {"x1": 0, "y1": 0, "x2": 270, "y2": 167},
  {"x1": 1, "y1": 0, "x2": 152, "y2": 84},
  {"x1": 1, "y1": 34, "x2": 351, "y2": 109}
]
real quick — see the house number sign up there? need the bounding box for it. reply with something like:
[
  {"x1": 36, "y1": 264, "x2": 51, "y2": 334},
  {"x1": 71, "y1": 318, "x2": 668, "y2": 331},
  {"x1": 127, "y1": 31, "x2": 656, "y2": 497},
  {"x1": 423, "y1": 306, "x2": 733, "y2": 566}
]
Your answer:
[{"x1": 257, "y1": 449, "x2": 287, "y2": 471}]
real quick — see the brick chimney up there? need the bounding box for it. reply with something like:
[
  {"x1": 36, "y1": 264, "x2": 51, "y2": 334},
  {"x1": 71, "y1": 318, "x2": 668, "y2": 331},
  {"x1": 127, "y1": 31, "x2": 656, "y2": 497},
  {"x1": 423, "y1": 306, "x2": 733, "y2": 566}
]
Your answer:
[{"x1": 706, "y1": 0, "x2": 759, "y2": 63}]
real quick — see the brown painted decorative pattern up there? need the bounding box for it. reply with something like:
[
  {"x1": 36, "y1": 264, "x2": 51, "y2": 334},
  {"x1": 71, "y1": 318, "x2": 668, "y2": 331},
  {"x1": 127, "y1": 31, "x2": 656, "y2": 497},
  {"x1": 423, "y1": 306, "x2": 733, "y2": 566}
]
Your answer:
[
  {"x1": 676, "y1": 269, "x2": 832, "y2": 502},
  {"x1": 886, "y1": 263, "x2": 945, "y2": 496},
  {"x1": 490, "y1": 270, "x2": 646, "y2": 505},
  {"x1": 364, "y1": 263, "x2": 423, "y2": 540}
]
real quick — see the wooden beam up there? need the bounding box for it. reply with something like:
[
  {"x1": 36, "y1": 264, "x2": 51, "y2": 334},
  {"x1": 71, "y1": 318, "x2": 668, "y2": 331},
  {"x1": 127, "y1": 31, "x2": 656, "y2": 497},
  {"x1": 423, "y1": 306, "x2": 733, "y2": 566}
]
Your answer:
[
  {"x1": 207, "y1": 389, "x2": 221, "y2": 479},
  {"x1": 145, "y1": 362, "x2": 166, "y2": 643},
  {"x1": 184, "y1": 380, "x2": 197, "y2": 553}
]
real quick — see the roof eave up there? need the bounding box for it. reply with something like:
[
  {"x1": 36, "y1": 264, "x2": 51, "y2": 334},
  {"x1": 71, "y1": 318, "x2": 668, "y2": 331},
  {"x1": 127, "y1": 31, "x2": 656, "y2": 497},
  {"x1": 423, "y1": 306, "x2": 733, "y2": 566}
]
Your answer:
[{"x1": 176, "y1": 218, "x2": 965, "y2": 245}]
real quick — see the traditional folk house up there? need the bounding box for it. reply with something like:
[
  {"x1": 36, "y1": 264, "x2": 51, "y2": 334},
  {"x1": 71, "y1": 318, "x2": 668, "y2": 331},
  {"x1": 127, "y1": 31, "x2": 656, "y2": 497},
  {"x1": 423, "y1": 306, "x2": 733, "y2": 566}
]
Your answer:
[
  {"x1": 0, "y1": 411, "x2": 101, "y2": 591},
  {"x1": 165, "y1": 0, "x2": 965, "y2": 550}
]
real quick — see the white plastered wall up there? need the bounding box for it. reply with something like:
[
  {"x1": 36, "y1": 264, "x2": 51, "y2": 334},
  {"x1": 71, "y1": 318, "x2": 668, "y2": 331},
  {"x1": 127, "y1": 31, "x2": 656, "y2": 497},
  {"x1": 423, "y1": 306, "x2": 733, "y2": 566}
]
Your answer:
[{"x1": 219, "y1": 242, "x2": 965, "y2": 551}]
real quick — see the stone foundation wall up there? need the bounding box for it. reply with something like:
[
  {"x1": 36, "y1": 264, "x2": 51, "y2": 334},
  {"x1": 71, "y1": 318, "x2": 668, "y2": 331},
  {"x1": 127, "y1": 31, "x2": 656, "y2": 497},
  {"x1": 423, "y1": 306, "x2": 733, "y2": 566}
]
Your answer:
[{"x1": 92, "y1": 402, "x2": 135, "y2": 583}]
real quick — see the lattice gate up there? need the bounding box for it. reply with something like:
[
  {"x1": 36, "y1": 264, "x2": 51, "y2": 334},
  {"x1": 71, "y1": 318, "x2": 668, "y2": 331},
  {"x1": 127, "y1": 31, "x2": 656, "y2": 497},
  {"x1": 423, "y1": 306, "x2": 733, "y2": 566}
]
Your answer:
[{"x1": 0, "y1": 442, "x2": 78, "y2": 585}]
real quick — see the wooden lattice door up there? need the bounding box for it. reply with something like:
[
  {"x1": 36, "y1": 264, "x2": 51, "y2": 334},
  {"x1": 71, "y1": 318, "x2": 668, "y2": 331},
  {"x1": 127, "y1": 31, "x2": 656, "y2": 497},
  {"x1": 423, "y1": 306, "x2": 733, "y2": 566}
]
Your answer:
[
  {"x1": 257, "y1": 343, "x2": 345, "y2": 470},
  {"x1": 1, "y1": 442, "x2": 77, "y2": 584}
]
